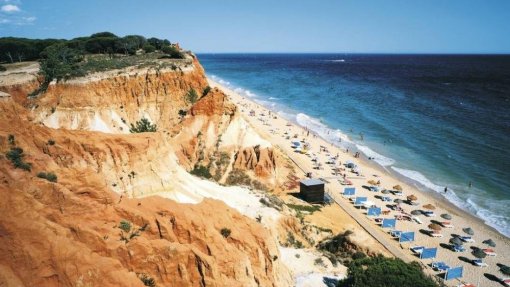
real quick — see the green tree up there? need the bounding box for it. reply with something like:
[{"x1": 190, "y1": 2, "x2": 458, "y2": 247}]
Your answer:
[
  {"x1": 130, "y1": 118, "x2": 157, "y2": 133},
  {"x1": 39, "y1": 43, "x2": 84, "y2": 86},
  {"x1": 143, "y1": 43, "x2": 156, "y2": 53},
  {"x1": 90, "y1": 32, "x2": 118, "y2": 38},
  {"x1": 161, "y1": 45, "x2": 184, "y2": 59},
  {"x1": 338, "y1": 255, "x2": 439, "y2": 287}
]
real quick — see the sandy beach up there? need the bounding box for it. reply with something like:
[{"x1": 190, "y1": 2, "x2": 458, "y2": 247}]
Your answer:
[{"x1": 209, "y1": 78, "x2": 510, "y2": 287}]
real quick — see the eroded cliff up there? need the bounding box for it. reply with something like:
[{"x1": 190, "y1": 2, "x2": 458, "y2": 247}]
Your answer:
[{"x1": 0, "y1": 55, "x2": 294, "y2": 286}]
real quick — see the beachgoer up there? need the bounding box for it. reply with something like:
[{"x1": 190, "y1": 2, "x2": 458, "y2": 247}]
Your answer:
[
  {"x1": 469, "y1": 181, "x2": 472, "y2": 188},
  {"x1": 444, "y1": 186, "x2": 448, "y2": 193}
]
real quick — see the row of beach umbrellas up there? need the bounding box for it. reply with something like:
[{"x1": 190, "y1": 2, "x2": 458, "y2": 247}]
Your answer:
[{"x1": 368, "y1": 181, "x2": 507, "y2": 277}]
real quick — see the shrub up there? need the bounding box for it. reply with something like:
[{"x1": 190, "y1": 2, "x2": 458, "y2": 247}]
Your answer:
[
  {"x1": 202, "y1": 86, "x2": 211, "y2": 97},
  {"x1": 178, "y1": 109, "x2": 187, "y2": 117},
  {"x1": 285, "y1": 232, "x2": 304, "y2": 249},
  {"x1": 47, "y1": 139, "x2": 55, "y2": 145},
  {"x1": 337, "y1": 255, "x2": 439, "y2": 287},
  {"x1": 138, "y1": 273, "x2": 156, "y2": 287},
  {"x1": 161, "y1": 45, "x2": 184, "y2": 59},
  {"x1": 119, "y1": 220, "x2": 132, "y2": 233},
  {"x1": 0, "y1": 65, "x2": 6, "y2": 72},
  {"x1": 6, "y1": 147, "x2": 31, "y2": 171},
  {"x1": 286, "y1": 204, "x2": 321, "y2": 214},
  {"x1": 220, "y1": 228, "x2": 231, "y2": 238},
  {"x1": 225, "y1": 169, "x2": 252, "y2": 186},
  {"x1": 352, "y1": 251, "x2": 367, "y2": 260},
  {"x1": 186, "y1": 88, "x2": 198, "y2": 104},
  {"x1": 37, "y1": 172, "x2": 58, "y2": 183},
  {"x1": 190, "y1": 165, "x2": 212, "y2": 179},
  {"x1": 130, "y1": 118, "x2": 157, "y2": 133},
  {"x1": 314, "y1": 258, "x2": 325, "y2": 267},
  {"x1": 143, "y1": 43, "x2": 156, "y2": 53}
]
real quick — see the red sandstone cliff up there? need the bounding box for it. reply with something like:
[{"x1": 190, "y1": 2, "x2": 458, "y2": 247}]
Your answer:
[{"x1": 0, "y1": 55, "x2": 294, "y2": 286}]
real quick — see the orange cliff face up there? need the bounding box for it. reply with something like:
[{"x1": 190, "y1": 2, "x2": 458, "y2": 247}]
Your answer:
[{"x1": 0, "y1": 56, "x2": 293, "y2": 286}]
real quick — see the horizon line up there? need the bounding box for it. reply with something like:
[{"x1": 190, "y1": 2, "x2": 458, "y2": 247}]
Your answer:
[{"x1": 195, "y1": 51, "x2": 510, "y2": 55}]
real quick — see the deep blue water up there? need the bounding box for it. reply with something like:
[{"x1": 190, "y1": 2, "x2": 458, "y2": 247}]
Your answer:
[{"x1": 197, "y1": 53, "x2": 510, "y2": 237}]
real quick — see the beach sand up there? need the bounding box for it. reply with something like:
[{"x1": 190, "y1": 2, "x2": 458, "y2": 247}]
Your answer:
[{"x1": 209, "y1": 78, "x2": 510, "y2": 287}]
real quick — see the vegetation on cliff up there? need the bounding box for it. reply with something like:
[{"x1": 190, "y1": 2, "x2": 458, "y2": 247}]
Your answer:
[
  {"x1": 0, "y1": 32, "x2": 187, "y2": 96},
  {"x1": 129, "y1": 117, "x2": 157, "y2": 133},
  {"x1": 0, "y1": 32, "x2": 178, "y2": 63}
]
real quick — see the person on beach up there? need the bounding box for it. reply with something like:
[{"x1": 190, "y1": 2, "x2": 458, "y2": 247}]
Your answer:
[
  {"x1": 444, "y1": 186, "x2": 448, "y2": 193},
  {"x1": 469, "y1": 181, "x2": 472, "y2": 188}
]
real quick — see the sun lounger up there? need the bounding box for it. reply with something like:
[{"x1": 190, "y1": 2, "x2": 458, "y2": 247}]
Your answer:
[
  {"x1": 482, "y1": 248, "x2": 497, "y2": 256},
  {"x1": 472, "y1": 259, "x2": 488, "y2": 267},
  {"x1": 452, "y1": 244, "x2": 465, "y2": 252},
  {"x1": 460, "y1": 236, "x2": 475, "y2": 243},
  {"x1": 457, "y1": 284, "x2": 476, "y2": 287},
  {"x1": 501, "y1": 278, "x2": 510, "y2": 287},
  {"x1": 410, "y1": 246, "x2": 425, "y2": 254},
  {"x1": 431, "y1": 261, "x2": 450, "y2": 271},
  {"x1": 381, "y1": 196, "x2": 392, "y2": 202},
  {"x1": 390, "y1": 230, "x2": 402, "y2": 238},
  {"x1": 430, "y1": 232, "x2": 443, "y2": 238},
  {"x1": 393, "y1": 191, "x2": 403, "y2": 196},
  {"x1": 441, "y1": 222, "x2": 454, "y2": 228},
  {"x1": 422, "y1": 211, "x2": 436, "y2": 217},
  {"x1": 369, "y1": 186, "x2": 379, "y2": 192}
]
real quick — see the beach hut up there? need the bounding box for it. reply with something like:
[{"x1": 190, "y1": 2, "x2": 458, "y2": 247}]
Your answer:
[{"x1": 299, "y1": 178, "x2": 325, "y2": 203}]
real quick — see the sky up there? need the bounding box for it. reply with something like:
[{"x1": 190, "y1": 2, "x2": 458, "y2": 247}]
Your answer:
[{"x1": 1, "y1": 0, "x2": 510, "y2": 53}]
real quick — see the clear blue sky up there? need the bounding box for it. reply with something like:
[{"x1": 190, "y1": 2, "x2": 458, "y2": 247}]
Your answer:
[{"x1": 1, "y1": 0, "x2": 510, "y2": 53}]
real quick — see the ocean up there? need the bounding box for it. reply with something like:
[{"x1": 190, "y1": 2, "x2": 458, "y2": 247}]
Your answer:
[{"x1": 197, "y1": 54, "x2": 510, "y2": 237}]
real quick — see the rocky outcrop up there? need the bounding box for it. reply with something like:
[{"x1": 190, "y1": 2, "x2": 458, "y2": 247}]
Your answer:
[
  {"x1": 190, "y1": 87, "x2": 236, "y2": 117},
  {"x1": 233, "y1": 145, "x2": 276, "y2": 178},
  {"x1": 25, "y1": 57, "x2": 208, "y2": 134},
  {"x1": 0, "y1": 97, "x2": 292, "y2": 287}
]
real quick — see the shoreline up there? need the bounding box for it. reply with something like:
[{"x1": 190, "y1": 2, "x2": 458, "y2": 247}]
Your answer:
[
  {"x1": 209, "y1": 77, "x2": 510, "y2": 287},
  {"x1": 211, "y1": 77, "x2": 509, "y2": 241}
]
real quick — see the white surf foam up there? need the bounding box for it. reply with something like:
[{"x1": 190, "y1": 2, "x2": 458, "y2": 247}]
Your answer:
[
  {"x1": 391, "y1": 166, "x2": 510, "y2": 237},
  {"x1": 295, "y1": 113, "x2": 351, "y2": 145},
  {"x1": 356, "y1": 144, "x2": 395, "y2": 167}
]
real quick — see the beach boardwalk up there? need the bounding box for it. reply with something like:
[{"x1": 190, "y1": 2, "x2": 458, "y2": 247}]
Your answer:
[{"x1": 300, "y1": 178, "x2": 325, "y2": 203}]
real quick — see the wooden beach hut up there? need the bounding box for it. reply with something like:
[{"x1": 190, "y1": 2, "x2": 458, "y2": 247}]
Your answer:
[{"x1": 299, "y1": 178, "x2": 325, "y2": 203}]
